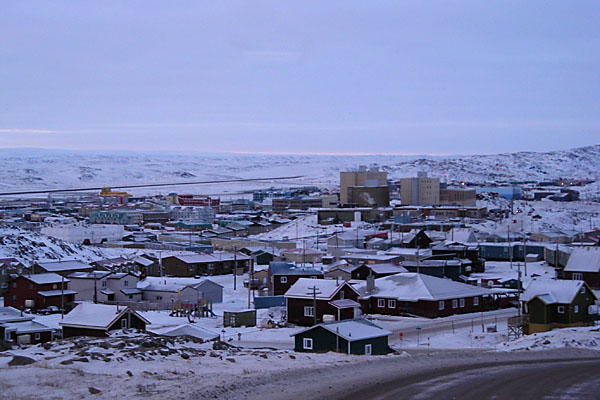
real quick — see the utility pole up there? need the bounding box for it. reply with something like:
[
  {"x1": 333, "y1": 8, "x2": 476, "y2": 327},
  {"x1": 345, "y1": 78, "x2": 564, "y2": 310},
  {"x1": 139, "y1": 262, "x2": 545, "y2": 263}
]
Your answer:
[
  {"x1": 61, "y1": 275, "x2": 65, "y2": 319},
  {"x1": 247, "y1": 259, "x2": 253, "y2": 309},
  {"x1": 523, "y1": 235, "x2": 527, "y2": 277},
  {"x1": 307, "y1": 286, "x2": 321, "y2": 326},
  {"x1": 416, "y1": 247, "x2": 420, "y2": 275},
  {"x1": 508, "y1": 225, "x2": 512, "y2": 270},
  {"x1": 233, "y1": 246, "x2": 237, "y2": 291}
]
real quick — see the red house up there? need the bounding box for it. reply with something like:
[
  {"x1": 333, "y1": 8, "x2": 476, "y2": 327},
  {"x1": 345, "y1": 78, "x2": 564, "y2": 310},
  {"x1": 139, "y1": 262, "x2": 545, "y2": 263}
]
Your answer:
[{"x1": 4, "y1": 273, "x2": 77, "y2": 311}]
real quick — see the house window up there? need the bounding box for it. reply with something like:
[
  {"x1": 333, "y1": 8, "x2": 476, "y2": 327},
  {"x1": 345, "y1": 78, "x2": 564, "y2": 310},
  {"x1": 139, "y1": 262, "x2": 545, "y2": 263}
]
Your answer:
[
  {"x1": 29, "y1": 284, "x2": 33, "y2": 289},
  {"x1": 124, "y1": 280, "x2": 129, "y2": 287},
  {"x1": 157, "y1": 296, "x2": 163, "y2": 300},
  {"x1": 377, "y1": 299, "x2": 385, "y2": 308},
  {"x1": 574, "y1": 305, "x2": 579, "y2": 313},
  {"x1": 208, "y1": 264, "x2": 214, "y2": 270},
  {"x1": 573, "y1": 273, "x2": 583, "y2": 281},
  {"x1": 121, "y1": 318, "x2": 128, "y2": 329},
  {"x1": 452, "y1": 299, "x2": 458, "y2": 309},
  {"x1": 12, "y1": 282, "x2": 16, "y2": 288},
  {"x1": 581, "y1": 286, "x2": 586, "y2": 294},
  {"x1": 12, "y1": 295, "x2": 16, "y2": 304},
  {"x1": 34, "y1": 333, "x2": 41, "y2": 341},
  {"x1": 0, "y1": 283, "x2": 7, "y2": 289},
  {"x1": 388, "y1": 300, "x2": 396, "y2": 309},
  {"x1": 340, "y1": 291, "x2": 345, "y2": 299},
  {"x1": 459, "y1": 299, "x2": 465, "y2": 308},
  {"x1": 557, "y1": 306, "x2": 565, "y2": 314},
  {"x1": 365, "y1": 344, "x2": 372, "y2": 355},
  {"x1": 102, "y1": 280, "x2": 107, "y2": 287},
  {"x1": 473, "y1": 297, "x2": 479, "y2": 306},
  {"x1": 303, "y1": 338, "x2": 313, "y2": 350},
  {"x1": 52, "y1": 284, "x2": 57, "y2": 290},
  {"x1": 304, "y1": 306, "x2": 314, "y2": 317},
  {"x1": 280, "y1": 277, "x2": 287, "y2": 284},
  {"x1": 439, "y1": 301, "x2": 445, "y2": 310}
]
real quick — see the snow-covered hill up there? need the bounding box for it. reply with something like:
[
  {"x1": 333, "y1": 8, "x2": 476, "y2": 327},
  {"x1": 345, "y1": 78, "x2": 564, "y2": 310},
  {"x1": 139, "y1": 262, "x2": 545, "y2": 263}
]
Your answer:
[{"x1": 0, "y1": 145, "x2": 598, "y2": 196}]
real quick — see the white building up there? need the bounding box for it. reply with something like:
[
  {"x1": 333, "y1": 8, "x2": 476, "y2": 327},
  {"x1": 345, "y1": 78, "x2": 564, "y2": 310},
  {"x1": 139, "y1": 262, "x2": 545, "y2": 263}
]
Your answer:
[
  {"x1": 41, "y1": 224, "x2": 125, "y2": 245},
  {"x1": 67, "y1": 271, "x2": 141, "y2": 303}
]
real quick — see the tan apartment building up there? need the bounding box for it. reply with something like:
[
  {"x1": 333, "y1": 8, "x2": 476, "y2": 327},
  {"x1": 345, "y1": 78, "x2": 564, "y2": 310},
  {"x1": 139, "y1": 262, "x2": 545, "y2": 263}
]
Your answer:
[
  {"x1": 400, "y1": 172, "x2": 440, "y2": 206},
  {"x1": 439, "y1": 187, "x2": 477, "y2": 207},
  {"x1": 340, "y1": 167, "x2": 388, "y2": 204}
]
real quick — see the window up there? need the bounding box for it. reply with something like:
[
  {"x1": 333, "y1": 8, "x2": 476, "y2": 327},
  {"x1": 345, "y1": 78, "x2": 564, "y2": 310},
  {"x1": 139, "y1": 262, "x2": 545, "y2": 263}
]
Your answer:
[
  {"x1": 439, "y1": 301, "x2": 445, "y2": 310},
  {"x1": 52, "y1": 284, "x2": 57, "y2": 290},
  {"x1": 459, "y1": 299, "x2": 465, "y2": 308},
  {"x1": 473, "y1": 297, "x2": 479, "y2": 306},
  {"x1": 452, "y1": 299, "x2": 458, "y2": 309},
  {"x1": 29, "y1": 284, "x2": 33, "y2": 289},
  {"x1": 339, "y1": 291, "x2": 345, "y2": 299},
  {"x1": 581, "y1": 286, "x2": 586, "y2": 294},
  {"x1": 12, "y1": 295, "x2": 16, "y2": 304},
  {"x1": 304, "y1": 306, "x2": 314, "y2": 317},
  {"x1": 365, "y1": 344, "x2": 372, "y2": 355},
  {"x1": 310, "y1": 276, "x2": 318, "y2": 279},
  {"x1": 208, "y1": 264, "x2": 214, "y2": 270},
  {"x1": 34, "y1": 333, "x2": 41, "y2": 341},
  {"x1": 557, "y1": 306, "x2": 565, "y2": 314},
  {"x1": 124, "y1": 280, "x2": 129, "y2": 287},
  {"x1": 0, "y1": 283, "x2": 7, "y2": 289},
  {"x1": 102, "y1": 280, "x2": 107, "y2": 287},
  {"x1": 388, "y1": 300, "x2": 396, "y2": 309},
  {"x1": 121, "y1": 318, "x2": 128, "y2": 329},
  {"x1": 303, "y1": 338, "x2": 313, "y2": 350},
  {"x1": 377, "y1": 299, "x2": 385, "y2": 308},
  {"x1": 573, "y1": 273, "x2": 583, "y2": 281},
  {"x1": 574, "y1": 305, "x2": 579, "y2": 313},
  {"x1": 280, "y1": 277, "x2": 287, "y2": 284},
  {"x1": 157, "y1": 295, "x2": 163, "y2": 300}
]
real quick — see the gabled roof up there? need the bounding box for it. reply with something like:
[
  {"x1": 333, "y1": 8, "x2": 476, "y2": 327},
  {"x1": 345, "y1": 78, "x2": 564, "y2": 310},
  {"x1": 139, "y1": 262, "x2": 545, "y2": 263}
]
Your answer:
[
  {"x1": 60, "y1": 303, "x2": 150, "y2": 330},
  {"x1": 292, "y1": 318, "x2": 391, "y2": 342},
  {"x1": 21, "y1": 273, "x2": 68, "y2": 285},
  {"x1": 284, "y1": 278, "x2": 358, "y2": 300},
  {"x1": 368, "y1": 263, "x2": 408, "y2": 275},
  {"x1": 149, "y1": 324, "x2": 219, "y2": 341},
  {"x1": 564, "y1": 247, "x2": 600, "y2": 273},
  {"x1": 357, "y1": 273, "x2": 491, "y2": 301},
  {"x1": 36, "y1": 260, "x2": 92, "y2": 272},
  {"x1": 521, "y1": 279, "x2": 594, "y2": 304}
]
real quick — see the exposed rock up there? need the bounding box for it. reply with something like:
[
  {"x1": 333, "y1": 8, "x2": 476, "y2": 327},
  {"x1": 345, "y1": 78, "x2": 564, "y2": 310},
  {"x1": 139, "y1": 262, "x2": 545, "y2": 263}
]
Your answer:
[
  {"x1": 88, "y1": 387, "x2": 102, "y2": 395},
  {"x1": 8, "y1": 356, "x2": 36, "y2": 366}
]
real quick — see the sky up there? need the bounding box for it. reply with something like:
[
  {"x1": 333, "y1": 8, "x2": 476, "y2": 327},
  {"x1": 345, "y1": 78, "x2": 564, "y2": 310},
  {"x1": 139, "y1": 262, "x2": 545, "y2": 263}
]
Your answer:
[{"x1": 1, "y1": 1, "x2": 599, "y2": 155}]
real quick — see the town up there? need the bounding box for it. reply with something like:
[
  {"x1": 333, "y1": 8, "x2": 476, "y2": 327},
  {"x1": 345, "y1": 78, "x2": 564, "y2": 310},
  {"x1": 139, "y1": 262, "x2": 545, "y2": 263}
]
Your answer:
[{"x1": 0, "y1": 163, "x2": 599, "y2": 397}]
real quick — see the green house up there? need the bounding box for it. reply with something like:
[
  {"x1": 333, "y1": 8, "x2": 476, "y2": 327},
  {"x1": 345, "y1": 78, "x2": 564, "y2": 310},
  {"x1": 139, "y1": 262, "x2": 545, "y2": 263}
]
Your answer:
[
  {"x1": 292, "y1": 319, "x2": 391, "y2": 355},
  {"x1": 521, "y1": 279, "x2": 597, "y2": 334}
]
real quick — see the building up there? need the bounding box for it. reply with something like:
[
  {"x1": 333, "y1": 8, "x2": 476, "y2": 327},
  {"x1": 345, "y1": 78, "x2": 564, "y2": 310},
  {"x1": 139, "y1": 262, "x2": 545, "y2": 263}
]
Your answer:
[
  {"x1": 160, "y1": 253, "x2": 252, "y2": 277},
  {"x1": 285, "y1": 278, "x2": 361, "y2": 326},
  {"x1": 67, "y1": 271, "x2": 141, "y2": 303},
  {"x1": 0, "y1": 306, "x2": 54, "y2": 346},
  {"x1": 89, "y1": 210, "x2": 143, "y2": 225},
  {"x1": 400, "y1": 172, "x2": 440, "y2": 206},
  {"x1": 346, "y1": 186, "x2": 390, "y2": 207},
  {"x1": 166, "y1": 194, "x2": 220, "y2": 210},
  {"x1": 292, "y1": 318, "x2": 391, "y2": 355},
  {"x1": 41, "y1": 224, "x2": 125, "y2": 244},
  {"x1": 562, "y1": 247, "x2": 600, "y2": 288},
  {"x1": 272, "y1": 197, "x2": 324, "y2": 213},
  {"x1": 34, "y1": 260, "x2": 93, "y2": 277},
  {"x1": 0, "y1": 258, "x2": 27, "y2": 297},
  {"x1": 521, "y1": 279, "x2": 597, "y2": 333},
  {"x1": 340, "y1": 167, "x2": 388, "y2": 205},
  {"x1": 60, "y1": 303, "x2": 150, "y2": 338},
  {"x1": 3, "y1": 273, "x2": 76, "y2": 311},
  {"x1": 141, "y1": 284, "x2": 200, "y2": 307},
  {"x1": 357, "y1": 273, "x2": 492, "y2": 318},
  {"x1": 281, "y1": 248, "x2": 323, "y2": 264},
  {"x1": 439, "y1": 187, "x2": 477, "y2": 207},
  {"x1": 268, "y1": 262, "x2": 325, "y2": 296}
]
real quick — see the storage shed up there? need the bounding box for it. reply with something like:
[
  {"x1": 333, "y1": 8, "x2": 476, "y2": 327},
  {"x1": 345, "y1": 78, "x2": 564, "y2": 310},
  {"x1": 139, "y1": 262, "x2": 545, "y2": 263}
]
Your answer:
[{"x1": 223, "y1": 309, "x2": 256, "y2": 327}]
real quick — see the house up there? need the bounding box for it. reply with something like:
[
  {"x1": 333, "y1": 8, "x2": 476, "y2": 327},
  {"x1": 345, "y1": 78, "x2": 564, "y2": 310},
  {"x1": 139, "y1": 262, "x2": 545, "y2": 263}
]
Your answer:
[
  {"x1": 398, "y1": 229, "x2": 433, "y2": 249},
  {"x1": 292, "y1": 318, "x2": 391, "y2": 355},
  {"x1": 327, "y1": 263, "x2": 408, "y2": 281},
  {"x1": 239, "y1": 246, "x2": 282, "y2": 266},
  {"x1": 160, "y1": 252, "x2": 252, "y2": 277},
  {"x1": 357, "y1": 273, "x2": 492, "y2": 318},
  {"x1": 431, "y1": 243, "x2": 485, "y2": 273},
  {"x1": 141, "y1": 284, "x2": 200, "y2": 307},
  {"x1": 281, "y1": 248, "x2": 323, "y2": 264},
  {"x1": 67, "y1": 271, "x2": 141, "y2": 303},
  {"x1": 60, "y1": 303, "x2": 150, "y2": 338},
  {"x1": 3, "y1": 273, "x2": 77, "y2": 311},
  {"x1": 0, "y1": 258, "x2": 28, "y2": 297},
  {"x1": 190, "y1": 279, "x2": 224, "y2": 303},
  {"x1": 285, "y1": 278, "x2": 361, "y2": 326},
  {"x1": 401, "y1": 259, "x2": 472, "y2": 281},
  {"x1": 33, "y1": 260, "x2": 93, "y2": 277},
  {"x1": 521, "y1": 279, "x2": 598, "y2": 334},
  {"x1": 268, "y1": 262, "x2": 324, "y2": 296},
  {"x1": 340, "y1": 253, "x2": 403, "y2": 266},
  {"x1": 445, "y1": 228, "x2": 477, "y2": 245},
  {"x1": 562, "y1": 247, "x2": 600, "y2": 288},
  {"x1": 0, "y1": 306, "x2": 54, "y2": 346},
  {"x1": 93, "y1": 257, "x2": 138, "y2": 272}
]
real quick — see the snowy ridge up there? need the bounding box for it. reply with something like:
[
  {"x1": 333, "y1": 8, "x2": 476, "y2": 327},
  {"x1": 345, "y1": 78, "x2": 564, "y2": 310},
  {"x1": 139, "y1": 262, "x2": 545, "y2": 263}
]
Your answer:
[{"x1": 0, "y1": 145, "x2": 598, "y2": 195}]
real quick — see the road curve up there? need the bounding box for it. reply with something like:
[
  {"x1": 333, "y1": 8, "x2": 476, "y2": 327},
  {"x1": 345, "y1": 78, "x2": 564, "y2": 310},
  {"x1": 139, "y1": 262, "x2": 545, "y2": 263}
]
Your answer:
[{"x1": 339, "y1": 359, "x2": 600, "y2": 400}]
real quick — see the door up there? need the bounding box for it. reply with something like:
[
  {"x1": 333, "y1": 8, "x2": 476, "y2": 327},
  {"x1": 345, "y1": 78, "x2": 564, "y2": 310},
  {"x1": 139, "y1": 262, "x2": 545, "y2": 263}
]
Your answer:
[{"x1": 365, "y1": 344, "x2": 372, "y2": 355}]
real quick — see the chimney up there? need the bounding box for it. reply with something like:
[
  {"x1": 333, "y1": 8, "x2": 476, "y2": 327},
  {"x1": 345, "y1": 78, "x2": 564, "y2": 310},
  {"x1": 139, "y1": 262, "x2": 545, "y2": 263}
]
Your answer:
[{"x1": 366, "y1": 273, "x2": 375, "y2": 295}]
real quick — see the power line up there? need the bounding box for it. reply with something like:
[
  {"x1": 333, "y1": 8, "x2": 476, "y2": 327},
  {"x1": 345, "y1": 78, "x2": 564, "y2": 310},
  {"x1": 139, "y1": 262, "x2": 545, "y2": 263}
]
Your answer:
[{"x1": 0, "y1": 175, "x2": 304, "y2": 196}]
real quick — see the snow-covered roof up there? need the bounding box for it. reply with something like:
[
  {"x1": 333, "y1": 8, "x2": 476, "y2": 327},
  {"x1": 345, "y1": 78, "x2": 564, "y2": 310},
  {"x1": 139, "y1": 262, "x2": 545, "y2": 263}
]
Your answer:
[
  {"x1": 60, "y1": 303, "x2": 150, "y2": 329},
  {"x1": 149, "y1": 324, "x2": 219, "y2": 341},
  {"x1": 0, "y1": 306, "x2": 33, "y2": 323},
  {"x1": 189, "y1": 279, "x2": 224, "y2": 289},
  {"x1": 101, "y1": 288, "x2": 115, "y2": 295},
  {"x1": 142, "y1": 284, "x2": 193, "y2": 293},
  {"x1": 133, "y1": 256, "x2": 154, "y2": 267},
  {"x1": 521, "y1": 279, "x2": 592, "y2": 304},
  {"x1": 37, "y1": 260, "x2": 92, "y2": 272},
  {"x1": 285, "y1": 278, "x2": 357, "y2": 300},
  {"x1": 445, "y1": 228, "x2": 477, "y2": 245},
  {"x1": 329, "y1": 299, "x2": 361, "y2": 309},
  {"x1": 369, "y1": 263, "x2": 408, "y2": 275},
  {"x1": 357, "y1": 273, "x2": 491, "y2": 301},
  {"x1": 23, "y1": 273, "x2": 68, "y2": 285},
  {"x1": 564, "y1": 247, "x2": 600, "y2": 273},
  {"x1": 121, "y1": 288, "x2": 142, "y2": 295},
  {"x1": 1, "y1": 320, "x2": 53, "y2": 334},
  {"x1": 270, "y1": 262, "x2": 323, "y2": 276},
  {"x1": 37, "y1": 289, "x2": 77, "y2": 297},
  {"x1": 292, "y1": 318, "x2": 391, "y2": 342}
]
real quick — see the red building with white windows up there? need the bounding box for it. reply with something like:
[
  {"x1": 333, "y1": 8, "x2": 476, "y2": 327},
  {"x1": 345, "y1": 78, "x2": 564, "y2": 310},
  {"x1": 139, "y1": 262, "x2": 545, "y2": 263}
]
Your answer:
[{"x1": 4, "y1": 273, "x2": 77, "y2": 311}]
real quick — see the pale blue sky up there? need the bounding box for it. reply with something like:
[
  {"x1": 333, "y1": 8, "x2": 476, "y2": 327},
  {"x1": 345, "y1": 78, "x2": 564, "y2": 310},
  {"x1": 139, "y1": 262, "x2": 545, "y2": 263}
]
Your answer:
[{"x1": 1, "y1": 1, "x2": 599, "y2": 155}]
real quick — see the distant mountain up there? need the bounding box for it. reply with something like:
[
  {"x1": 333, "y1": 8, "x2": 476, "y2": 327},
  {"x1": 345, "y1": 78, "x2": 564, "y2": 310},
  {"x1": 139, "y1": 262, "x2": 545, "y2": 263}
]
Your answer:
[{"x1": 0, "y1": 145, "x2": 598, "y2": 196}]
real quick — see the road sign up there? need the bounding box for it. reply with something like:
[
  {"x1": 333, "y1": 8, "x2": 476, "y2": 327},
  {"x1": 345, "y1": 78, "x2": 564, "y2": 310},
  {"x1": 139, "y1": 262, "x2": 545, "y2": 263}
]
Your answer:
[{"x1": 416, "y1": 327, "x2": 421, "y2": 331}]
